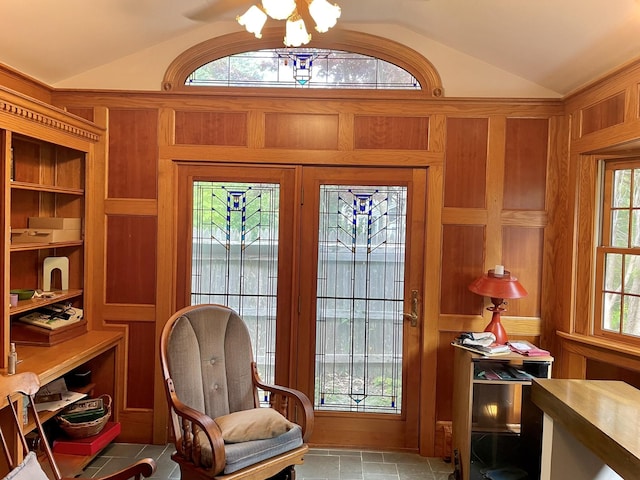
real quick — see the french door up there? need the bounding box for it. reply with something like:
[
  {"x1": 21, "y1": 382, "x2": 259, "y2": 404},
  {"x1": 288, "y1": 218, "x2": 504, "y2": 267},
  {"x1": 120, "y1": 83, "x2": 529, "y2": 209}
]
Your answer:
[
  {"x1": 297, "y1": 167, "x2": 425, "y2": 449},
  {"x1": 177, "y1": 164, "x2": 426, "y2": 450}
]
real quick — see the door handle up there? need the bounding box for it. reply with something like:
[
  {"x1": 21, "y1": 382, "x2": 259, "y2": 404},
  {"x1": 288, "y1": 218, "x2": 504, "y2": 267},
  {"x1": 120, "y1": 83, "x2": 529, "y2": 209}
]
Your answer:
[{"x1": 403, "y1": 289, "x2": 419, "y2": 327}]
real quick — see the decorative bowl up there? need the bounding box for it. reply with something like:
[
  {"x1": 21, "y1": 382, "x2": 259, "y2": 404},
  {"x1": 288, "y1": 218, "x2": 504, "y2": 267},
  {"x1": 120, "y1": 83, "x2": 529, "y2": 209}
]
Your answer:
[{"x1": 10, "y1": 289, "x2": 35, "y2": 300}]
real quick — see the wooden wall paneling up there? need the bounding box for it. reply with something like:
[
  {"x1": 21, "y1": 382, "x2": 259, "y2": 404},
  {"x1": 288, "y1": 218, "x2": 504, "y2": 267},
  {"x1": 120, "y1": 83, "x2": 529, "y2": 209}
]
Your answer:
[
  {"x1": 174, "y1": 111, "x2": 248, "y2": 146},
  {"x1": 435, "y1": 331, "x2": 460, "y2": 422},
  {"x1": 353, "y1": 116, "x2": 429, "y2": 150},
  {"x1": 485, "y1": 116, "x2": 506, "y2": 268},
  {"x1": 120, "y1": 321, "x2": 155, "y2": 409},
  {"x1": 421, "y1": 115, "x2": 444, "y2": 457},
  {"x1": 9, "y1": 189, "x2": 37, "y2": 228},
  {"x1": 581, "y1": 92, "x2": 626, "y2": 136},
  {"x1": 586, "y1": 358, "x2": 640, "y2": 388},
  {"x1": 440, "y1": 225, "x2": 485, "y2": 315},
  {"x1": 573, "y1": 155, "x2": 599, "y2": 335},
  {"x1": 338, "y1": 113, "x2": 354, "y2": 151},
  {"x1": 8, "y1": 251, "x2": 39, "y2": 291},
  {"x1": 541, "y1": 115, "x2": 571, "y2": 353},
  {"x1": 105, "y1": 215, "x2": 157, "y2": 304},
  {"x1": 503, "y1": 118, "x2": 549, "y2": 210},
  {"x1": 65, "y1": 107, "x2": 94, "y2": 122},
  {"x1": 108, "y1": 109, "x2": 158, "y2": 199},
  {"x1": 264, "y1": 113, "x2": 338, "y2": 149},
  {"x1": 153, "y1": 108, "x2": 178, "y2": 444},
  {"x1": 444, "y1": 117, "x2": 488, "y2": 208},
  {"x1": 502, "y1": 226, "x2": 544, "y2": 317},
  {"x1": 53, "y1": 146, "x2": 85, "y2": 191},
  {"x1": 48, "y1": 90, "x2": 564, "y2": 448},
  {"x1": 87, "y1": 107, "x2": 108, "y2": 333},
  {"x1": 10, "y1": 138, "x2": 40, "y2": 184}
]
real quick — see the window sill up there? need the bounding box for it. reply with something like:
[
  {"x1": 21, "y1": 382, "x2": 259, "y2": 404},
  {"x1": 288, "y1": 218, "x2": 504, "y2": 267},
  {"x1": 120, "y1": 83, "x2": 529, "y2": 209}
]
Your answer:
[{"x1": 557, "y1": 331, "x2": 640, "y2": 367}]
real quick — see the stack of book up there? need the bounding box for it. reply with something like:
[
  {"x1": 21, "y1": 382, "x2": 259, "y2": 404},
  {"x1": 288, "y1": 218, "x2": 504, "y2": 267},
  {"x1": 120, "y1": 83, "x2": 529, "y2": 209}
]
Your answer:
[{"x1": 452, "y1": 332, "x2": 511, "y2": 356}]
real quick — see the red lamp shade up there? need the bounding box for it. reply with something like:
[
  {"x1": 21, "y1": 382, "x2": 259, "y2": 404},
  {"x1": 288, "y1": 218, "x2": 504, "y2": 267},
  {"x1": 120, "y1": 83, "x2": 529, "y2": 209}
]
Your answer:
[
  {"x1": 468, "y1": 268, "x2": 527, "y2": 344},
  {"x1": 468, "y1": 270, "x2": 528, "y2": 300}
]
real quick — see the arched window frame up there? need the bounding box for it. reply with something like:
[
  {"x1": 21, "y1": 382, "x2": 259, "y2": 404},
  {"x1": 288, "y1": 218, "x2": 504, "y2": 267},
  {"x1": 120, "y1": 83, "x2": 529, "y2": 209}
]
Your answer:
[{"x1": 162, "y1": 29, "x2": 444, "y2": 97}]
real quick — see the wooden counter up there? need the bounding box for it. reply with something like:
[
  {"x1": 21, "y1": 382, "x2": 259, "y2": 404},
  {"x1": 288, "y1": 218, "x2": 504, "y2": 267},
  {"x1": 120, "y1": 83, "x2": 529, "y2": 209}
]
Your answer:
[
  {"x1": 532, "y1": 379, "x2": 640, "y2": 480},
  {"x1": 13, "y1": 329, "x2": 123, "y2": 386},
  {"x1": 1, "y1": 330, "x2": 123, "y2": 477}
]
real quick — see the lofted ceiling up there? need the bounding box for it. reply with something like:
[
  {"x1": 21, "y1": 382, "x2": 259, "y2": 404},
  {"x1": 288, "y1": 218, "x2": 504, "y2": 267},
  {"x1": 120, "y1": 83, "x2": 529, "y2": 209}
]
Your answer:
[{"x1": 2, "y1": 0, "x2": 640, "y2": 97}]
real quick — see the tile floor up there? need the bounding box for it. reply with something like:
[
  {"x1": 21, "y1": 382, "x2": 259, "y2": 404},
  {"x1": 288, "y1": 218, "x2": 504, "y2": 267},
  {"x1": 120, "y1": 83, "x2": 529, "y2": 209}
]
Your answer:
[{"x1": 78, "y1": 443, "x2": 454, "y2": 480}]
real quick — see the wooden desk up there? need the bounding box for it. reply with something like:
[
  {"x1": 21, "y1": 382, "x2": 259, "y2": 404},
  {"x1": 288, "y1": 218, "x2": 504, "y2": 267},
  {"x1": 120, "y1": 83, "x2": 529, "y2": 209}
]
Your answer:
[
  {"x1": 532, "y1": 379, "x2": 640, "y2": 480},
  {"x1": 13, "y1": 329, "x2": 123, "y2": 387},
  {"x1": 1, "y1": 330, "x2": 123, "y2": 477}
]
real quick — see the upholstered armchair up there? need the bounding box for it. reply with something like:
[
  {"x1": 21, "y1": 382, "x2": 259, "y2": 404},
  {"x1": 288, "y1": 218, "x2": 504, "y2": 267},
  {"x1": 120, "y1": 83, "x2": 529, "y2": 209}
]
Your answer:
[{"x1": 159, "y1": 304, "x2": 314, "y2": 479}]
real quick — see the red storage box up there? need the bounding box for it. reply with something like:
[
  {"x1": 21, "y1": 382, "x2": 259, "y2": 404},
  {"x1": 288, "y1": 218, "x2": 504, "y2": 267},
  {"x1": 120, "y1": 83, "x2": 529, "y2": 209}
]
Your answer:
[{"x1": 52, "y1": 421, "x2": 121, "y2": 456}]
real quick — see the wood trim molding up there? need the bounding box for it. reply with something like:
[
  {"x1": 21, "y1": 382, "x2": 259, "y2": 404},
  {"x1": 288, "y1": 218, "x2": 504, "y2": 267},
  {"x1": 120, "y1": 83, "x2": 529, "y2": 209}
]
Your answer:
[
  {"x1": 161, "y1": 29, "x2": 444, "y2": 97},
  {"x1": 0, "y1": 85, "x2": 101, "y2": 142}
]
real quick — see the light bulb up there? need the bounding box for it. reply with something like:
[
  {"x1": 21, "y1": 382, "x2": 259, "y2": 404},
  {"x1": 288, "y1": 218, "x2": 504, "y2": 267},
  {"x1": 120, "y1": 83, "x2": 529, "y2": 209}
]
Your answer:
[
  {"x1": 284, "y1": 14, "x2": 312, "y2": 47},
  {"x1": 308, "y1": 0, "x2": 341, "y2": 33},
  {"x1": 262, "y1": 0, "x2": 297, "y2": 20},
  {"x1": 237, "y1": 5, "x2": 268, "y2": 39}
]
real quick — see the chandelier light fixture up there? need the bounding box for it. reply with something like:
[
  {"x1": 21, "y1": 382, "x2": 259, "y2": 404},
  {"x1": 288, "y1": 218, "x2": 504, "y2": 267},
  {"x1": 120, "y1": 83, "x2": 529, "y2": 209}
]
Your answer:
[{"x1": 237, "y1": 0, "x2": 341, "y2": 47}]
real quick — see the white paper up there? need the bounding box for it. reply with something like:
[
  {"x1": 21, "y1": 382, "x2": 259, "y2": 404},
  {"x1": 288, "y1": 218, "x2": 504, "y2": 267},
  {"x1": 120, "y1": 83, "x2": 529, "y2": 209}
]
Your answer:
[{"x1": 35, "y1": 390, "x2": 86, "y2": 412}]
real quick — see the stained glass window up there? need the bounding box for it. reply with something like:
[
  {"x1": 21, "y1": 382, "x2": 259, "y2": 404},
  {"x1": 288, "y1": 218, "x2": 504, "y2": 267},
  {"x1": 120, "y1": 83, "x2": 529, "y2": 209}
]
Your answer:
[
  {"x1": 315, "y1": 185, "x2": 407, "y2": 413},
  {"x1": 191, "y1": 182, "x2": 280, "y2": 384},
  {"x1": 186, "y1": 49, "x2": 420, "y2": 89}
]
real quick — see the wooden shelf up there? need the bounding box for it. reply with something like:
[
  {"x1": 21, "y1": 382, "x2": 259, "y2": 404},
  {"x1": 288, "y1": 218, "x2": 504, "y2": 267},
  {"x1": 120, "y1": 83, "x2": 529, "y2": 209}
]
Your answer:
[
  {"x1": 452, "y1": 346, "x2": 554, "y2": 480},
  {"x1": 9, "y1": 241, "x2": 83, "y2": 252},
  {"x1": 473, "y1": 379, "x2": 533, "y2": 386},
  {"x1": 10, "y1": 181, "x2": 84, "y2": 195},
  {"x1": 8, "y1": 290, "x2": 83, "y2": 316}
]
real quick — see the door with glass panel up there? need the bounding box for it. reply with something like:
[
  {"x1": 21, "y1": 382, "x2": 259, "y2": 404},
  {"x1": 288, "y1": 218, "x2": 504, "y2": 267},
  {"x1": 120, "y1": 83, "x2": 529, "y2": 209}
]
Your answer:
[
  {"x1": 176, "y1": 164, "x2": 298, "y2": 386},
  {"x1": 178, "y1": 164, "x2": 426, "y2": 448},
  {"x1": 297, "y1": 167, "x2": 425, "y2": 449}
]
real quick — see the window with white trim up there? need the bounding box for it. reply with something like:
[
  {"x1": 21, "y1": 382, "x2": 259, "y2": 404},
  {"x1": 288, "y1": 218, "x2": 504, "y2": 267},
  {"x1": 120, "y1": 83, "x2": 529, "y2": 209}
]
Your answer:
[{"x1": 596, "y1": 159, "x2": 640, "y2": 343}]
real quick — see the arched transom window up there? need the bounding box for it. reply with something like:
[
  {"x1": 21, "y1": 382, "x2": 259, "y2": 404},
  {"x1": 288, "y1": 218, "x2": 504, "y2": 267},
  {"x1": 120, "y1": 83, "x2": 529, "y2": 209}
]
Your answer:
[
  {"x1": 162, "y1": 29, "x2": 444, "y2": 96},
  {"x1": 186, "y1": 49, "x2": 420, "y2": 89}
]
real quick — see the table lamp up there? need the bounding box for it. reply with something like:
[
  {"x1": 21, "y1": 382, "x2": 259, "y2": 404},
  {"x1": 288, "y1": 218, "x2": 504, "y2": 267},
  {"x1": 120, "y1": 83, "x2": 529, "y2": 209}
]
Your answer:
[{"x1": 468, "y1": 265, "x2": 527, "y2": 344}]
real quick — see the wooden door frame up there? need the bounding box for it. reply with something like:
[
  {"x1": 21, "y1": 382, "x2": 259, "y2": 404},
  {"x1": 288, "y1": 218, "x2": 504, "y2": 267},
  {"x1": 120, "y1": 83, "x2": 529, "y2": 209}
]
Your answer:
[
  {"x1": 173, "y1": 162, "x2": 300, "y2": 386},
  {"x1": 296, "y1": 166, "x2": 427, "y2": 451},
  {"x1": 155, "y1": 155, "x2": 444, "y2": 457}
]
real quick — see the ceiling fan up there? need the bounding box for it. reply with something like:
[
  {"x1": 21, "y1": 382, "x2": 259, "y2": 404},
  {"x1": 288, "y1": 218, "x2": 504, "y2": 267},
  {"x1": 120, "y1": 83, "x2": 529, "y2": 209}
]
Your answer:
[
  {"x1": 185, "y1": 0, "x2": 342, "y2": 47},
  {"x1": 184, "y1": 0, "x2": 251, "y2": 22}
]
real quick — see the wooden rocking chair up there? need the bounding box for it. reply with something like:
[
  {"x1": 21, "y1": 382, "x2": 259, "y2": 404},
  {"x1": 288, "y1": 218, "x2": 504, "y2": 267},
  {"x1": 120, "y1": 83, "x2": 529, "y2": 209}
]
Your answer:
[{"x1": 0, "y1": 371, "x2": 156, "y2": 480}]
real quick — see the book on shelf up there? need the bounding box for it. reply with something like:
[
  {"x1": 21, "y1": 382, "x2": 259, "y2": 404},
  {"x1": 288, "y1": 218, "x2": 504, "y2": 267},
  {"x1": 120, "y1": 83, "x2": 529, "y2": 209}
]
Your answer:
[
  {"x1": 476, "y1": 366, "x2": 535, "y2": 381},
  {"x1": 17, "y1": 304, "x2": 83, "y2": 330}
]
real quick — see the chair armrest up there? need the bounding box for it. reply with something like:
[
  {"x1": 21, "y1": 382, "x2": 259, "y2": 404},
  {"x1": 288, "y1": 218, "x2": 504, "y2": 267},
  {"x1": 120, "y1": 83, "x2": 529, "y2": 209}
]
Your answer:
[
  {"x1": 86, "y1": 458, "x2": 156, "y2": 480},
  {"x1": 165, "y1": 378, "x2": 227, "y2": 475},
  {"x1": 251, "y1": 363, "x2": 315, "y2": 441}
]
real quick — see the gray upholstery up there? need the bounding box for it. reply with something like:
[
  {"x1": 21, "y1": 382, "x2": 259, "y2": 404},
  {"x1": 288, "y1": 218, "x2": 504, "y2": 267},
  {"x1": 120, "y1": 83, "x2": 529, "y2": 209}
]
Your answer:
[
  {"x1": 166, "y1": 304, "x2": 304, "y2": 474},
  {"x1": 167, "y1": 305, "x2": 255, "y2": 419},
  {"x1": 195, "y1": 424, "x2": 303, "y2": 474}
]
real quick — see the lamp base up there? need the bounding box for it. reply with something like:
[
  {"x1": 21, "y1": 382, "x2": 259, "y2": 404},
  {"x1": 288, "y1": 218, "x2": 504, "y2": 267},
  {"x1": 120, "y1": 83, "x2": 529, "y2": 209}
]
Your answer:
[{"x1": 484, "y1": 308, "x2": 508, "y2": 345}]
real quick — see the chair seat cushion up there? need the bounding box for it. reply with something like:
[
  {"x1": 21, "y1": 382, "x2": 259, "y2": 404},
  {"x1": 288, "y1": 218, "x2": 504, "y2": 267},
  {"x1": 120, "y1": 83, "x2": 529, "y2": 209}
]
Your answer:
[
  {"x1": 223, "y1": 424, "x2": 304, "y2": 474},
  {"x1": 215, "y1": 407, "x2": 295, "y2": 443},
  {"x1": 196, "y1": 423, "x2": 304, "y2": 474},
  {"x1": 1, "y1": 452, "x2": 49, "y2": 480}
]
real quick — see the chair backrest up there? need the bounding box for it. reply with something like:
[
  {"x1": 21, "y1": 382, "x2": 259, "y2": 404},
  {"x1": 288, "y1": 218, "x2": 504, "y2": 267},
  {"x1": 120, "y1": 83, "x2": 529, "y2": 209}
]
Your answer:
[
  {"x1": 161, "y1": 304, "x2": 257, "y2": 420},
  {"x1": 0, "y1": 372, "x2": 62, "y2": 479}
]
